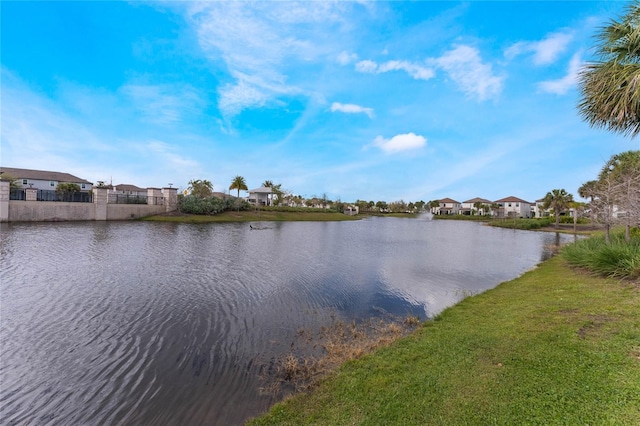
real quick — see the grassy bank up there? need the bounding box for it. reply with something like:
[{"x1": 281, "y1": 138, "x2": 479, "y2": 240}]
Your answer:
[
  {"x1": 249, "y1": 256, "x2": 640, "y2": 425},
  {"x1": 141, "y1": 209, "x2": 361, "y2": 223}
]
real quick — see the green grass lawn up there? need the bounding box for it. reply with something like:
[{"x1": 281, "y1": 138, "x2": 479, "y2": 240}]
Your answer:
[{"x1": 249, "y1": 256, "x2": 640, "y2": 425}]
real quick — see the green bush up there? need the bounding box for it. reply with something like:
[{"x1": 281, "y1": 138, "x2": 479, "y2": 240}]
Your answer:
[
  {"x1": 178, "y1": 195, "x2": 249, "y2": 215},
  {"x1": 559, "y1": 216, "x2": 589, "y2": 224},
  {"x1": 562, "y1": 232, "x2": 640, "y2": 279},
  {"x1": 490, "y1": 218, "x2": 552, "y2": 229}
]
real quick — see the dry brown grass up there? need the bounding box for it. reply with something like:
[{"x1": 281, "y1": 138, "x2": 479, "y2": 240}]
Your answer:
[{"x1": 259, "y1": 314, "x2": 421, "y2": 397}]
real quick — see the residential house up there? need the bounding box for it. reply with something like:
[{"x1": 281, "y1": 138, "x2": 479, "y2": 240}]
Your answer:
[
  {"x1": 532, "y1": 198, "x2": 551, "y2": 218},
  {"x1": 110, "y1": 184, "x2": 147, "y2": 197},
  {"x1": 495, "y1": 196, "x2": 532, "y2": 218},
  {"x1": 435, "y1": 198, "x2": 461, "y2": 215},
  {"x1": 460, "y1": 197, "x2": 493, "y2": 216},
  {"x1": 0, "y1": 167, "x2": 93, "y2": 192},
  {"x1": 247, "y1": 187, "x2": 273, "y2": 206}
]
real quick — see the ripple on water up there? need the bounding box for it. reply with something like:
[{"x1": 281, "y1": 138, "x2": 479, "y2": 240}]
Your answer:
[{"x1": 0, "y1": 220, "x2": 577, "y2": 425}]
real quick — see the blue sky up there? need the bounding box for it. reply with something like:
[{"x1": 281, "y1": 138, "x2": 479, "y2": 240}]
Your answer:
[{"x1": 2, "y1": 1, "x2": 639, "y2": 203}]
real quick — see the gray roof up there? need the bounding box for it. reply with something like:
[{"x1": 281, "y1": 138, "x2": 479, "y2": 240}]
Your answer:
[
  {"x1": 0, "y1": 167, "x2": 92, "y2": 184},
  {"x1": 248, "y1": 186, "x2": 273, "y2": 194},
  {"x1": 113, "y1": 184, "x2": 146, "y2": 192}
]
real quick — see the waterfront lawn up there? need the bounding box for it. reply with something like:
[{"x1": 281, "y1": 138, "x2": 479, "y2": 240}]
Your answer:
[{"x1": 249, "y1": 256, "x2": 640, "y2": 425}]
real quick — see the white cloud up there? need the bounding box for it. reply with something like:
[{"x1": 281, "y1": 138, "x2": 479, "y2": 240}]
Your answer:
[
  {"x1": 505, "y1": 31, "x2": 573, "y2": 66},
  {"x1": 435, "y1": 45, "x2": 503, "y2": 101},
  {"x1": 373, "y1": 132, "x2": 426, "y2": 153},
  {"x1": 330, "y1": 102, "x2": 374, "y2": 118},
  {"x1": 538, "y1": 53, "x2": 582, "y2": 95},
  {"x1": 337, "y1": 51, "x2": 358, "y2": 65},
  {"x1": 355, "y1": 59, "x2": 434, "y2": 80},
  {"x1": 355, "y1": 60, "x2": 378, "y2": 73},
  {"x1": 378, "y1": 60, "x2": 435, "y2": 80}
]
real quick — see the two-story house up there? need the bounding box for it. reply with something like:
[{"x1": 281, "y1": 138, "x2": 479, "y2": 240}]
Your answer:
[
  {"x1": 460, "y1": 197, "x2": 493, "y2": 215},
  {"x1": 436, "y1": 198, "x2": 461, "y2": 215},
  {"x1": 495, "y1": 196, "x2": 532, "y2": 218},
  {"x1": 0, "y1": 167, "x2": 93, "y2": 192}
]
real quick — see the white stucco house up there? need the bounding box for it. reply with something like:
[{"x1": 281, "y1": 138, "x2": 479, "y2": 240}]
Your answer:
[
  {"x1": 532, "y1": 198, "x2": 551, "y2": 218},
  {"x1": 0, "y1": 167, "x2": 93, "y2": 192},
  {"x1": 248, "y1": 187, "x2": 273, "y2": 206},
  {"x1": 460, "y1": 197, "x2": 493, "y2": 215},
  {"x1": 435, "y1": 198, "x2": 461, "y2": 215},
  {"x1": 495, "y1": 196, "x2": 532, "y2": 218}
]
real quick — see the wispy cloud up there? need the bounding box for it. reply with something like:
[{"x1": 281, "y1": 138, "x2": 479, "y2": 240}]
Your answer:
[
  {"x1": 355, "y1": 59, "x2": 435, "y2": 80},
  {"x1": 538, "y1": 53, "x2": 582, "y2": 94},
  {"x1": 120, "y1": 83, "x2": 203, "y2": 125},
  {"x1": 434, "y1": 45, "x2": 503, "y2": 100},
  {"x1": 372, "y1": 132, "x2": 427, "y2": 153},
  {"x1": 505, "y1": 31, "x2": 573, "y2": 65},
  {"x1": 330, "y1": 102, "x2": 374, "y2": 118},
  {"x1": 184, "y1": 2, "x2": 349, "y2": 119}
]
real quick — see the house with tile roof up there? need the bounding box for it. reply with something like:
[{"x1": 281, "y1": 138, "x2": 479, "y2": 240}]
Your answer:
[
  {"x1": 495, "y1": 196, "x2": 532, "y2": 218},
  {"x1": 460, "y1": 197, "x2": 493, "y2": 216},
  {"x1": 435, "y1": 197, "x2": 461, "y2": 215}
]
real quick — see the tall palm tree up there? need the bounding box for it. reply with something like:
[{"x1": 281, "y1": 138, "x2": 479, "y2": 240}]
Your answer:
[
  {"x1": 543, "y1": 189, "x2": 574, "y2": 229},
  {"x1": 577, "y1": 2, "x2": 640, "y2": 137},
  {"x1": 229, "y1": 175, "x2": 248, "y2": 198},
  {"x1": 229, "y1": 175, "x2": 247, "y2": 211}
]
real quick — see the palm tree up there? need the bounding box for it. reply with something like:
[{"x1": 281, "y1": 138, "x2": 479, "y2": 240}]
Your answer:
[
  {"x1": 490, "y1": 203, "x2": 501, "y2": 217},
  {"x1": 428, "y1": 200, "x2": 440, "y2": 214},
  {"x1": 543, "y1": 189, "x2": 574, "y2": 229},
  {"x1": 229, "y1": 175, "x2": 247, "y2": 198},
  {"x1": 473, "y1": 201, "x2": 484, "y2": 216},
  {"x1": 578, "y1": 3, "x2": 640, "y2": 137},
  {"x1": 229, "y1": 175, "x2": 248, "y2": 211},
  {"x1": 578, "y1": 180, "x2": 598, "y2": 202},
  {"x1": 187, "y1": 179, "x2": 213, "y2": 198}
]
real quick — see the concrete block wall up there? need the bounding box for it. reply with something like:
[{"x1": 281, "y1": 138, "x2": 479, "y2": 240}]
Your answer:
[{"x1": 0, "y1": 181, "x2": 178, "y2": 222}]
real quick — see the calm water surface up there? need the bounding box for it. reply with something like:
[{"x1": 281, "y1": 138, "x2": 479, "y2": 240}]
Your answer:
[{"x1": 0, "y1": 218, "x2": 576, "y2": 425}]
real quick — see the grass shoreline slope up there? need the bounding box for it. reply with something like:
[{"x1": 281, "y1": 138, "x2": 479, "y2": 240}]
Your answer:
[{"x1": 249, "y1": 256, "x2": 640, "y2": 425}]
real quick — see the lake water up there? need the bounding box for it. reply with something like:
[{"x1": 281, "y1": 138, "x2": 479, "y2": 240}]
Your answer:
[{"x1": 0, "y1": 217, "x2": 576, "y2": 425}]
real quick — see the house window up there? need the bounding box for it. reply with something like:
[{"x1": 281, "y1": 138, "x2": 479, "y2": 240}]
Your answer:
[
  {"x1": 50, "y1": 181, "x2": 56, "y2": 187},
  {"x1": 22, "y1": 179, "x2": 28, "y2": 185},
  {"x1": 81, "y1": 183, "x2": 86, "y2": 189},
  {"x1": 508, "y1": 203, "x2": 512, "y2": 207},
  {"x1": 516, "y1": 203, "x2": 519, "y2": 207}
]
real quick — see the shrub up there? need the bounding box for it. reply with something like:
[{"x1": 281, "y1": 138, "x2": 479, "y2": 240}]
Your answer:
[
  {"x1": 559, "y1": 216, "x2": 589, "y2": 224},
  {"x1": 490, "y1": 218, "x2": 552, "y2": 230},
  {"x1": 562, "y1": 232, "x2": 640, "y2": 279},
  {"x1": 178, "y1": 195, "x2": 250, "y2": 215}
]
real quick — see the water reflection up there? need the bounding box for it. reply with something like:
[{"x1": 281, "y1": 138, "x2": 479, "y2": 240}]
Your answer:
[{"x1": 0, "y1": 219, "x2": 577, "y2": 425}]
